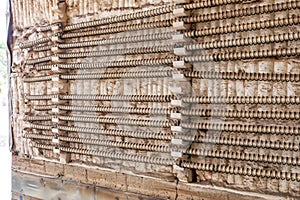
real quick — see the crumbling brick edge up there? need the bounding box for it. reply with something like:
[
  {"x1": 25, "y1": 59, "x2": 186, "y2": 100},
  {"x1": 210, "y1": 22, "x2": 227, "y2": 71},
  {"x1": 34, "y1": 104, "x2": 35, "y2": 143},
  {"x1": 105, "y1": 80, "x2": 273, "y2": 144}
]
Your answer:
[{"x1": 12, "y1": 156, "x2": 295, "y2": 200}]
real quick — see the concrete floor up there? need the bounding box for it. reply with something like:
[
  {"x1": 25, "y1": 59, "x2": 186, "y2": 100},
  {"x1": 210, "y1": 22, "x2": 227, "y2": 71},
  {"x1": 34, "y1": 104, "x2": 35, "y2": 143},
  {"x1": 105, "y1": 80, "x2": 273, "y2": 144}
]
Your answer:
[{"x1": 0, "y1": 105, "x2": 12, "y2": 199}]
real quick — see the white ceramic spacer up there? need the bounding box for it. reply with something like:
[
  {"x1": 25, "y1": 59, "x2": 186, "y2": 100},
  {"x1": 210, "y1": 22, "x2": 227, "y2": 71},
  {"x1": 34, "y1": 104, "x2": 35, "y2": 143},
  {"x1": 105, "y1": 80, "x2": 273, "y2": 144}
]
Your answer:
[
  {"x1": 52, "y1": 75, "x2": 60, "y2": 82},
  {"x1": 171, "y1": 126, "x2": 183, "y2": 132},
  {"x1": 171, "y1": 99, "x2": 183, "y2": 107},
  {"x1": 172, "y1": 34, "x2": 187, "y2": 43},
  {"x1": 170, "y1": 86, "x2": 183, "y2": 94},
  {"x1": 173, "y1": 8, "x2": 190, "y2": 17},
  {"x1": 52, "y1": 87, "x2": 59, "y2": 93},
  {"x1": 53, "y1": 147, "x2": 60, "y2": 154},
  {"x1": 52, "y1": 107, "x2": 59, "y2": 113},
  {"x1": 173, "y1": 164, "x2": 184, "y2": 171},
  {"x1": 51, "y1": 65, "x2": 59, "y2": 72},
  {"x1": 174, "y1": 0, "x2": 190, "y2": 4},
  {"x1": 172, "y1": 73, "x2": 185, "y2": 80},
  {"x1": 51, "y1": 36, "x2": 61, "y2": 42},
  {"x1": 51, "y1": 46, "x2": 62, "y2": 54},
  {"x1": 52, "y1": 117, "x2": 59, "y2": 123},
  {"x1": 174, "y1": 47, "x2": 189, "y2": 56},
  {"x1": 173, "y1": 61, "x2": 191, "y2": 69},
  {"x1": 173, "y1": 21, "x2": 190, "y2": 30},
  {"x1": 51, "y1": 25, "x2": 61, "y2": 32},
  {"x1": 52, "y1": 138, "x2": 60, "y2": 144},
  {"x1": 52, "y1": 128, "x2": 59, "y2": 133},
  {"x1": 170, "y1": 113, "x2": 182, "y2": 119},
  {"x1": 171, "y1": 138, "x2": 183, "y2": 145},
  {"x1": 171, "y1": 151, "x2": 183, "y2": 157},
  {"x1": 51, "y1": 97, "x2": 59, "y2": 103},
  {"x1": 51, "y1": 56, "x2": 60, "y2": 62}
]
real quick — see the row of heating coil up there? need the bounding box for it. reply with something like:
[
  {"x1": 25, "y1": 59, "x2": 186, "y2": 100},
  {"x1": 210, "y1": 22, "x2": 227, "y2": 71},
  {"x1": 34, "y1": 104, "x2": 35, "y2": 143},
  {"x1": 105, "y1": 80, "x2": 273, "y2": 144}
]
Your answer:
[
  {"x1": 181, "y1": 108, "x2": 300, "y2": 120},
  {"x1": 21, "y1": 14, "x2": 299, "y2": 53},
  {"x1": 32, "y1": 143, "x2": 174, "y2": 165},
  {"x1": 181, "y1": 96, "x2": 300, "y2": 104},
  {"x1": 33, "y1": 32, "x2": 173, "y2": 51},
  {"x1": 184, "y1": 1, "x2": 300, "y2": 23},
  {"x1": 177, "y1": 135, "x2": 299, "y2": 151},
  {"x1": 24, "y1": 133, "x2": 300, "y2": 165},
  {"x1": 57, "y1": 45, "x2": 174, "y2": 59},
  {"x1": 184, "y1": 71, "x2": 300, "y2": 82},
  {"x1": 24, "y1": 133, "x2": 172, "y2": 152},
  {"x1": 33, "y1": 105, "x2": 178, "y2": 115},
  {"x1": 181, "y1": 122, "x2": 300, "y2": 135},
  {"x1": 185, "y1": 16, "x2": 300, "y2": 37},
  {"x1": 186, "y1": 32, "x2": 300, "y2": 50},
  {"x1": 64, "y1": 5, "x2": 173, "y2": 31},
  {"x1": 58, "y1": 115, "x2": 175, "y2": 128},
  {"x1": 24, "y1": 115, "x2": 52, "y2": 121},
  {"x1": 26, "y1": 56, "x2": 53, "y2": 65},
  {"x1": 31, "y1": 30, "x2": 300, "y2": 55},
  {"x1": 62, "y1": 137, "x2": 171, "y2": 152},
  {"x1": 26, "y1": 94, "x2": 175, "y2": 102},
  {"x1": 25, "y1": 94, "x2": 300, "y2": 104},
  {"x1": 26, "y1": 124, "x2": 172, "y2": 140},
  {"x1": 26, "y1": 116, "x2": 298, "y2": 134},
  {"x1": 34, "y1": 58, "x2": 176, "y2": 71},
  {"x1": 32, "y1": 31, "x2": 300, "y2": 54},
  {"x1": 31, "y1": 140, "x2": 300, "y2": 181},
  {"x1": 24, "y1": 133, "x2": 300, "y2": 152},
  {"x1": 184, "y1": 47, "x2": 300, "y2": 62},
  {"x1": 58, "y1": 125, "x2": 172, "y2": 140},
  {"x1": 24, "y1": 70, "x2": 173, "y2": 82},
  {"x1": 179, "y1": 161, "x2": 300, "y2": 181},
  {"x1": 23, "y1": 70, "x2": 300, "y2": 83},
  {"x1": 185, "y1": 149, "x2": 300, "y2": 166},
  {"x1": 61, "y1": 0, "x2": 251, "y2": 32},
  {"x1": 183, "y1": 0, "x2": 253, "y2": 10},
  {"x1": 61, "y1": 20, "x2": 172, "y2": 39},
  {"x1": 26, "y1": 115, "x2": 175, "y2": 128},
  {"x1": 26, "y1": 46, "x2": 300, "y2": 65},
  {"x1": 18, "y1": 37, "x2": 52, "y2": 49},
  {"x1": 18, "y1": 1, "x2": 298, "y2": 50}
]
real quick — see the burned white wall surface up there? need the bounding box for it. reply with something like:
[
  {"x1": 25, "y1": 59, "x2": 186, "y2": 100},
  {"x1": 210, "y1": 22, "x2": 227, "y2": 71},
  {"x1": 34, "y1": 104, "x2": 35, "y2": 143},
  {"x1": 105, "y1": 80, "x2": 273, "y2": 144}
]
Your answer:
[{"x1": 10, "y1": 0, "x2": 300, "y2": 199}]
